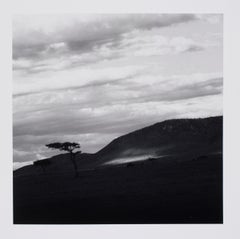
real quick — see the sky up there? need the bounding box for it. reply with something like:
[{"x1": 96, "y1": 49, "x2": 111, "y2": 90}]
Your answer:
[{"x1": 12, "y1": 14, "x2": 223, "y2": 168}]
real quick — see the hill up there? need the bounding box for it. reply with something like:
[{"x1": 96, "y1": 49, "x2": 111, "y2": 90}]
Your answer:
[
  {"x1": 13, "y1": 116, "x2": 223, "y2": 223},
  {"x1": 94, "y1": 116, "x2": 222, "y2": 164},
  {"x1": 14, "y1": 116, "x2": 222, "y2": 175}
]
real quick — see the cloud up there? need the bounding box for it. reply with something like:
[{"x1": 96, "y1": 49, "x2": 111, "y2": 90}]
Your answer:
[
  {"x1": 13, "y1": 33, "x2": 205, "y2": 74},
  {"x1": 196, "y1": 14, "x2": 223, "y2": 24},
  {"x1": 95, "y1": 33, "x2": 205, "y2": 60},
  {"x1": 13, "y1": 161, "x2": 33, "y2": 171},
  {"x1": 13, "y1": 63, "x2": 145, "y2": 96},
  {"x1": 13, "y1": 14, "x2": 197, "y2": 57},
  {"x1": 13, "y1": 14, "x2": 201, "y2": 73},
  {"x1": 13, "y1": 148, "x2": 37, "y2": 164}
]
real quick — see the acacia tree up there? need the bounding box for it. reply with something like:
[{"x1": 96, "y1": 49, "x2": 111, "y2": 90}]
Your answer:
[{"x1": 46, "y1": 142, "x2": 81, "y2": 177}]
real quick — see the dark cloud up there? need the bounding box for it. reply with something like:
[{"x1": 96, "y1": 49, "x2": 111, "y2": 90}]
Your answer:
[
  {"x1": 13, "y1": 14, "x2": 197, "y2": 61},
  {"x1": 185, "y1": 45, "x2": 205, "y2": 52}
]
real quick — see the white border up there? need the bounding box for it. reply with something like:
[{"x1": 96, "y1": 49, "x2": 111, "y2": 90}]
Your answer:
[{"x1": 1, "y1": 0, "x2": 240, "y2": 238}]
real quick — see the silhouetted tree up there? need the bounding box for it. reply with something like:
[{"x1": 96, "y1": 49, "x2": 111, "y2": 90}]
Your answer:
[{"x1": 46, "y1": 142, "x2": 81, "y2": 177}]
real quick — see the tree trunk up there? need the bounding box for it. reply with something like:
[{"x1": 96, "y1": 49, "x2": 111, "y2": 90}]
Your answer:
[{"x1": 70, "y1": 153, "x2": 79, "y2": 177}]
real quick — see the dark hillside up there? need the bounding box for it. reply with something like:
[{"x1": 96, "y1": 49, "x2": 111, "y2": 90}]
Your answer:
[
  {"x1": 13, "y1": 116, "x2": 223, "y2": 223},
  {"x1": 94, "y1": 116, "x2": 222, "y2": 164}
]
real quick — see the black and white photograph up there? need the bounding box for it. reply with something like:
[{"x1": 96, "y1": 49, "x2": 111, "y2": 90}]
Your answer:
[{"x1": 12, "y1": 14, "x2": 224, "y2": 224}]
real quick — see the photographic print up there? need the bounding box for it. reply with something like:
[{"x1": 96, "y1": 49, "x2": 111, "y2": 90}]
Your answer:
[{"x1": 13, "y1": 14, "x2": 223, "y2": 224}]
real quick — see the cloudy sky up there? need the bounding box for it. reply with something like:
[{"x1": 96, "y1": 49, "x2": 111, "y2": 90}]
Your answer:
[{"x1": 13, "y1": 14, "x2": 223, "y2": 167}]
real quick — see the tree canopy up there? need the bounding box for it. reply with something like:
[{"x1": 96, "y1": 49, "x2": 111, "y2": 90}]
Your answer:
[
  {"x1": 46, "y1": 142, "x2": 81, "y2": 153},
  {"x1": 45, "y1": 142, "x2": 81, "y2": 177}
]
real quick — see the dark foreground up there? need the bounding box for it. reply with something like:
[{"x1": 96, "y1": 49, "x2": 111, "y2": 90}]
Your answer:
[{"x1": 13, "y1": 153, "x2": 223, "y2": 224}]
